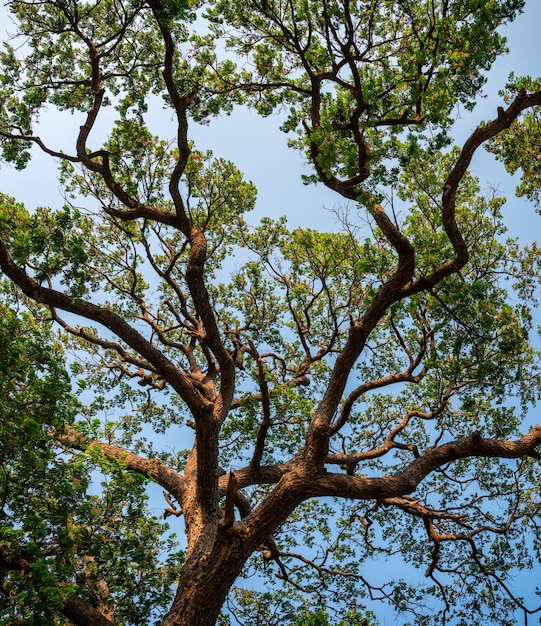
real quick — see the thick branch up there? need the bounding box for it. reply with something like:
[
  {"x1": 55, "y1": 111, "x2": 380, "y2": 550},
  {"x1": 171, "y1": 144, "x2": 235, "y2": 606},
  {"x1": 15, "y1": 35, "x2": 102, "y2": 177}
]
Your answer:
[
  {"x1": 303, "y1": 89, "x2": 541, "y2": 469},
  {"x1": 147, "y1": 0, "x2": 236, "y2": 427},
  {"x1": 61, "y1": 595, "x2": 116, "y2": 626},
  {"x1": 401, "y1": 88, "x2": 541, "y2": 298},
  {"x1": 220, "y1": 471, "x2": 238, "y2": 528},
  {"x1": 304, "y1": 197, "x2": 415, "y2": 466},
  {"x1": 248, "y1": 341, "x2": 272, "y2": 470},
  {"x1": 218, "y1": 463, "x2": 288, "y2": 494},
  {"x1": 0, "y1": 241, "x2": 206, "y2": 412},
  {"x1": 59, "y1": 428, "x2": 186, "y2": 503},
  {"x1": 310, "y1": 426, "x2": 541, "y2": 500}
]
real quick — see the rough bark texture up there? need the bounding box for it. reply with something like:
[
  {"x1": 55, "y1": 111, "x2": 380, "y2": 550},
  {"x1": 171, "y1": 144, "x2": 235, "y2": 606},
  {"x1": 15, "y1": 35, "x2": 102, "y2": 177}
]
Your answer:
[{"x1": 61, "y1": 596, "x2": 116, "y2": 626}]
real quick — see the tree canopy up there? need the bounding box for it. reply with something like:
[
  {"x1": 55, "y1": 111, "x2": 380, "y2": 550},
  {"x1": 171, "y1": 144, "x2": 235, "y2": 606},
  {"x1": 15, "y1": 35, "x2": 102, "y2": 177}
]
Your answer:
[{"x1": 1, "y1": 0, "x2": 541, "y2": 624}]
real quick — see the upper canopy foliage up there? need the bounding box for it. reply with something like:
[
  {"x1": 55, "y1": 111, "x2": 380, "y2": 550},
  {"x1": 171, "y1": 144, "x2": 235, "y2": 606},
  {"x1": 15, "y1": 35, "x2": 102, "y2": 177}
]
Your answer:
[{"x1": 1, "y1": 1, "x2": 541, "y2": 625}]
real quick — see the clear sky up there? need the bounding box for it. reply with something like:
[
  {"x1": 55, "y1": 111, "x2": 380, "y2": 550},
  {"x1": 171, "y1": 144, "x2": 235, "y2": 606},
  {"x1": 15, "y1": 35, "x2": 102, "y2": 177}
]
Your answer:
[{"x1": 1, "y1": 0, "x2": 540, "y2": 238}]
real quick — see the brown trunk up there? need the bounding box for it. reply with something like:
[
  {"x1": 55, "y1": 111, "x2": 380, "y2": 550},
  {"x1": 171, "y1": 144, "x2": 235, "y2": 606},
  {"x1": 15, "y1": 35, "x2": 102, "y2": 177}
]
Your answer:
[
  {"x1": 160, "y1": 464, "x2": 311, "y2": 625},
  {"x1": 158, "y1": 528, "x2": 249, "y2": 626}
]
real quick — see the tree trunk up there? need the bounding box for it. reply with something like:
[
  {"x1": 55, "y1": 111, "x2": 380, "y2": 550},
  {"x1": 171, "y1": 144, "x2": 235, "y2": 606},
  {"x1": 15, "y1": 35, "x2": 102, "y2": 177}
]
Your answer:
[
  {"x1": 159, "y1": 528, "x2": 249, "y2": 626},
  {"x1": 159, "y1": 465, "x2": 311, "y2": 625}
]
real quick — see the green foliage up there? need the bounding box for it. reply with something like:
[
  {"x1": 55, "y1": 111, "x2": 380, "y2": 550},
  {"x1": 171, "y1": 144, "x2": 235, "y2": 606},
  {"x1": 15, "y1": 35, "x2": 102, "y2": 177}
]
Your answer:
[
  {"x1": 0, "y1": 299, "x2": 76, "y2": 622},
  {"x1": 0, "y1": 296, "x2": 184, "y2": 624},
  {"x1": 218, "y1": 588, "x2": 377, "y2": 626},
  {"x1": 487, "y1": 75, "x2": 541, "y2": 207},
  {"x1": 292, "y1": 608, "x2": 377, "y2": 626},
  {"x1": 207, "y1": 0, "x2": 525, "y2": 188}
]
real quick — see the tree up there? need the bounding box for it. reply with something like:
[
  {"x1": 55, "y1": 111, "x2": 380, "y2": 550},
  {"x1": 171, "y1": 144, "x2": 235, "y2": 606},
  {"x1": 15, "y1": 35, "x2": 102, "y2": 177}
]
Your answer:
[{"x1": 1, "y1": 0, "x2": 541, "y2": 624}]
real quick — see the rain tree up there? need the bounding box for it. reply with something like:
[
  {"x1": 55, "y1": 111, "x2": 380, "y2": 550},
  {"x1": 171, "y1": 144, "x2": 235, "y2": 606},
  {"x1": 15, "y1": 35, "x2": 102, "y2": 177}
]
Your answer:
[{"x1": 1, "y1": 0, "x2": 541, "y2": 624}]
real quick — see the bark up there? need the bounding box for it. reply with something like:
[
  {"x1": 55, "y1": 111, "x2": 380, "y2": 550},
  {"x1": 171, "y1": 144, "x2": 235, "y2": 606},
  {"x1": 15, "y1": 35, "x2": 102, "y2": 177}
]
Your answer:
[
  {"x1": 301, "y1": 88, "x2": 541, "y2": 470},
  {"x1": 1, "y1": 4, "x2": 540, "y2": 621},
  {"x1": 61, "y1": 595, "x2": 116, "y2": 626},
  {"x1": 307, "y1": 426, "x2": 541, "y2": 500},
  {"x1": 166, "y1": 425, "x2": 541, "y2": 625},
  {"x1": 0, "y1": 240, "x2": 204, "y2": 409},
  {"x1": 160, "y1": 462, "x2": 314, "y2": 626},
  {"x1": 158, "y1": 529, "x2": 250, "y2": 626}
]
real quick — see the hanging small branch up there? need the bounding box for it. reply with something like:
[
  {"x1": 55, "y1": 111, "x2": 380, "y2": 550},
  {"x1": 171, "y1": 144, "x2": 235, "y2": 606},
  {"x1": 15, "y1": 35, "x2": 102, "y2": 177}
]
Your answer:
[{"x1": 220, "y1": 470, "x2": 238, "y2": 528}]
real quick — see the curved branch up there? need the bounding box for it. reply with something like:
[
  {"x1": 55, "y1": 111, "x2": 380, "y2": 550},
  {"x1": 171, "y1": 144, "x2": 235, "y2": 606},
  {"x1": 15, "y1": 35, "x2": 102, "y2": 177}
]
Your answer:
[
  {"x1": 51, "y1": 308, "x2": 158, "y2": 374},
  {"x1": 310, "y1": 426, "x2": 541, "y2": 500},
  {"x1": 304, "y1": 196, "x2": 415, "y2": 466},
  {"x1": 59, "y1": 428, "x2": 186, "y2": 503},
  {"x1": 303, "y1": 89, "x2": 541, "y2": 469},
  {"x1": 329, "y1": 366, "x2": 425, "y2": 437},
  {"x1": 328, "y1": 383, "x2": 455, "y2": 468},
  {"x1": 400, "y1": 88, "x2": 541, "y2": 299},
  {"x1": 218, "y1": 463, "x2": 288, "y2": 494},
  {"x1": 0, "y1": 242, "x2": 205, "y2": 412},
  {"x1": 61, "y1": 595, "x2": 116, "y2": 626},
  {"x1": 245, "y1": 340, "x2": 273, "y2": 469},
  {"x1": 146, "y1": 0, "x2": 236, "y2": 427},
  {"x1": 0, "y1": 129, "x2": 80, "y2": 162}
]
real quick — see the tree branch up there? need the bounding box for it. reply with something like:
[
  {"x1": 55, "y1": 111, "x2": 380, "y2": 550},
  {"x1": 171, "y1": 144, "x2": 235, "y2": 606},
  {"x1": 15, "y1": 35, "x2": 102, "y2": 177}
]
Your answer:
[
  {"x1": 0, "y1": 241, "x2": 206, "y2": 412},
  {"x1": 400, "y1": 88, "x2": 541, "y2": 299},
  {"x1": 61, "y1": 594, "x2": 116, "y2": 626},
  {"x1": 0, "y1": 547, "x2": 115, "y2": 626},
  {"x1": 59, "y1": 428, "x2": 186, "y2": 503},
  {"x1": 310, "y1": 426, "x2": 541, "y2": 500}
]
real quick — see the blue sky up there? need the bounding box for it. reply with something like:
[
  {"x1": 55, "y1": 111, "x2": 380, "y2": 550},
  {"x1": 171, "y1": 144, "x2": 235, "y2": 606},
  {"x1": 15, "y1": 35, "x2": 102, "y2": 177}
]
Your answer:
[{"x1": 1, "y1": 0, "x2": 540, "y2": 238}]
